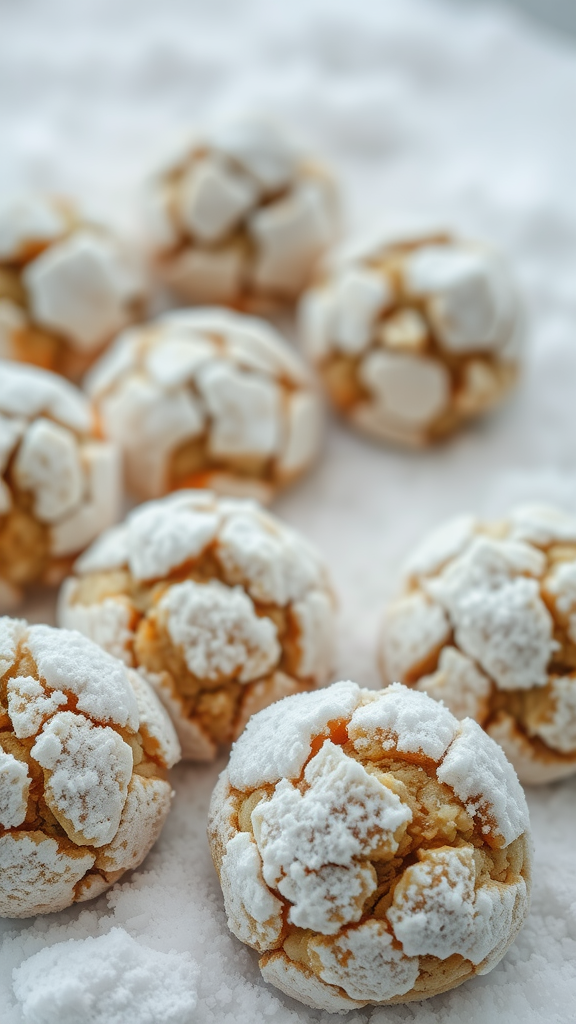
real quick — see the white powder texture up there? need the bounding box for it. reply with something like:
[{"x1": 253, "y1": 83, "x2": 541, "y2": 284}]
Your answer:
[
  {"x1": 0, "y1": 750, "x2": 31, "y2": 829},
  {"x1": 160, "y1": 579, "x2": 280, "y2": 683},
  {"x1": 227, "y1": 679, "x2": 362, "y2": 790},
  {"x1": 436, "y1": 718, "x2": 529, "y2": 846},
  {"x1": 12, "y1": 928, "x2": 199, "y2": 1024},
  {"x1": 349, "y1": 682, "x2": 458, "y2": 761},
  {"x1": 252, "y1": 740, "x2": 411, "y2": 933},
  {"x1": 0, "y1": 833, "x2": 95, "y2": 918},
  {"x1": 6, "y1": 676, "x2": 67, "y2": 739},
  {"x1": 2, "y1": 0, "x2": 576, "y2": 1019},
  {"x1": 0, "y1": 617, "x2": 27, "y2": 678},
  {"x1": 0, "y1": 363, "x2": 90, "y2": 434},
  {"x1": 126, "y1": 499, "x2": 220, "y2": 581},
  {"x1": 73, "y1": 523, "x2": 130, "y2": 576},
  {"x1": 58, "y1": 588, "x2": 135, "y2": 666},
  {"x1": 545, "y1": 560, "x2": 576, "y2": 643},
  {"x1": 403, "y1": 514, "x2": 478, "y2": 581},
  {"x1": 309, "y1": 920, "x2": 419, "y2": 1002},
  {"x1": 425, "y1": 537, "x2": 554, "y2": 690},
  {"x1": 12, "y1": 418, "x2": 83, "y2": 525},
  {"x1": 24, "y1": 625, "x2": 139, "y2": 731},
  {"x1": 526, "y1": 675, "x2": 576, "y2": 754},
  {"x1": 291, "y1": 589, "x2": 334, "y2": 681},
  {"x1": 30, "y1": 712, "x2": 133, "y2": 847},
  {"x1": 127, "y1": 669, "x2": 181, "y2": 768},
  {"x1": 508, "y1": 504, "x2": 576, "y2": 547},
  {"x1": 259, "y1": 952, "x2": 365, "y2": 1012},
  {"x1": 220, "y1": 832, "x2": 284, "y2": 950},
  {"x1": 415, "y1": 647, "x2": 492, "y2": 722},
  {"x1": 387, "y1": 845, "x2": 519, "y2": 964},
  {"x1": 379, "y1": 591, "x2": 451, "y2": 681},
  {"x1": 95, "y1": 775, "x2": 173, "y2": 873},
  {"x1": 217, "y1": 509, "x2": 321, "y2": 605}
]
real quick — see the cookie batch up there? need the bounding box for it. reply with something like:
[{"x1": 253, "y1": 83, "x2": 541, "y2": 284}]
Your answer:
[
  {"x1": 0, "y1": 362, "x2": 121, "y2": 611},
  {"x1": 0, "y1": 196, "x2": 142, "y2": 379},
  {"x1": 145, "y1": 116, "x2": 337, "y2": 310},
  {"x1": 86, "y1": 308, "x2": 322, "y2": 502},
  {"x1": 0, "y1": 111, "x2": 566, "y2": 1014},
  {"x1": 380, "y1": 504, "x2": 576, "y2": 785},
  {"x1": 300, "y1": 232, "x2": 522, "y2": 444},
  {"x1": 208, "y1": 681, "x2": 531, "y2": 1009},
  {"x1": 58, "y1": 491, "x2": 335, "y2": 759},
  {"x1": 0, "y1": 618, "x2": 179, "y2": 917}
]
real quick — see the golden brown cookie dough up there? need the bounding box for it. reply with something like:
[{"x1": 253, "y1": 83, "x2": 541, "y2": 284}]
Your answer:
[{"x1": 208, "y1": 680, "x2": 531, "y2": 1011}]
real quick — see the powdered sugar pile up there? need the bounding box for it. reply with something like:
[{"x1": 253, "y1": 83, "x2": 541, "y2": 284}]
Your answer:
[{"x1": 2, "y1": 0, "x2": 576, "y2": 1020}]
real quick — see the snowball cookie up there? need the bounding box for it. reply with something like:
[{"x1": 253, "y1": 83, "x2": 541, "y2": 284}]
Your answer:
[
  {"x1": 85, "y1": 307, "x2": 323, "y2": 503},
  {"x1": 0, "y1": 195, "x2": 143, "y2": 379},
  {"x1": 379, "y1": 504, "x2": 576, "y2": 785},
  {"x1": 145, "y1": 116, "x2": 337, "y2": 311},
  {"x1": 300, "y1": 231, "x2": 522, "y2": 446},
  {"x1": 0, "y1": 362, "x2": 122, "y2": 613},
  {"x1": 0, "y1": 617, "x2": 180, "y2": 918},
  {"x1": 58, "y1": 490, "x2": 336, "y2": 760},
  {"x1": 207, "y1": 680, "x2": 531, "y2": 1011}
]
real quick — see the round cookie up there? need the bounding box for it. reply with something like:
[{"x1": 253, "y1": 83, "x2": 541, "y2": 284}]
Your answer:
[
  {"x1": 0, "y1": 195, "x2": 143, "y2": 378},
  {"x1": 145, "y1": 116, "x2": 337, "y2": 310},
  {"x1": 379, "y1": 504, "x2": 576, "y2": 784},
  {"x1": 0, "y1": 617, "x2": 180, "y2": 918},
  {"x1": 0, "y1": 361, "x2": 121, "y2": 612},
  {"x1": 85, "y1": 307, "x2": 323, "y2": 503},
  {"x1": 58, "y1": 491, "x2": 336, "y2": 760},
  {"x1": 299, "y1": 231, "x2": 522, "y2": 445},
  {"x1": 208, "y1": 680, "x2": 531, "y2": 1011}
]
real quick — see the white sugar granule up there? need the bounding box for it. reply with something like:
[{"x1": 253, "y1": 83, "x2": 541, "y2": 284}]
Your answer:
[
  {"x1": 12, "y1": 928, "x2": 199, "y2": 1024},
  {"x1": 3, "y1": 0, "x2": 576, "y2": 1020}
]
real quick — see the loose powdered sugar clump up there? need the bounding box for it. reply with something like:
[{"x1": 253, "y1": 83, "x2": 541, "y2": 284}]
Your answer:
[
  {"x1": 0, "y1": 618, "x2": 180, "y2": 918},
  {"x1": 85, "y1": 307, "x2": 323, "y2": 503},
  {"x1": 208, "y1": 680, "x2": 531, "y2": 1010},
  {"x1": 12, "y1": 927, "x2": 199, "y2": 1024},
  {"x1": 58, "y1": 491, "x2": 336, "y2": 761},
  {"x1": 0, "y1": 363, "x2": 122, "y2": 612},
  {"x1": 380, "y1": 504, "x2": 576, "y2": 783}
]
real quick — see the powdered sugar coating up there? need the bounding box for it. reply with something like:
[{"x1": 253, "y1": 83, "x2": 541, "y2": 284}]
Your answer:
[
  {"x1": 86, "y1": 307, "x2": 323, "y2": 502},
  {"x1": 146, "y1": 116, "x2": 337, "y2": 308},
  {"x1": 380, "y1": 504, "x2": 576, "y2": 782},
  {"x1": 349, "y1": 682, "x2": 457, "y2": 762},
  {"x1": 436, "y1": 718, "x2": 529, "y2": 846},
  {"x1": 300, "y1": 234, "x2": 522, "y2": 445},
  {"x1": 0, "y1": 363, "x2": 121, "y2": 610},
  {"x1": 228, "y1": 681, "x2": 361, "y2": 789},
  {"x1": 59, "y1": 492, "x2": 336, "y2": 760},
  {"x1": 0, "y1": 750, "x2": 31, "y2": 828},
  {"x1": 209, "y1": 680, "x2": 531, "y2": 1008},
  {"x1": 25, "y1": 625, "x2": 139, "y2": 731},
  {"x1": 309, "y1": 920, "x2": 419, "y2": 1002},
  {"x1": 0, "y1": 617, "x2": 179, "y2": 917},
  {"x1": 0, "y1": 196, "x2": 143, "y2": 378},
  {"x1": 160, "y1": 580, "x2": 280, "y2": 684}
]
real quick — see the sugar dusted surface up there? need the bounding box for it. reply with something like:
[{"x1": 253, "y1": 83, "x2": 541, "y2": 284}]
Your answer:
[{"x1": 3, "y1": 0, "x2": 576, "y2": 1020}]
